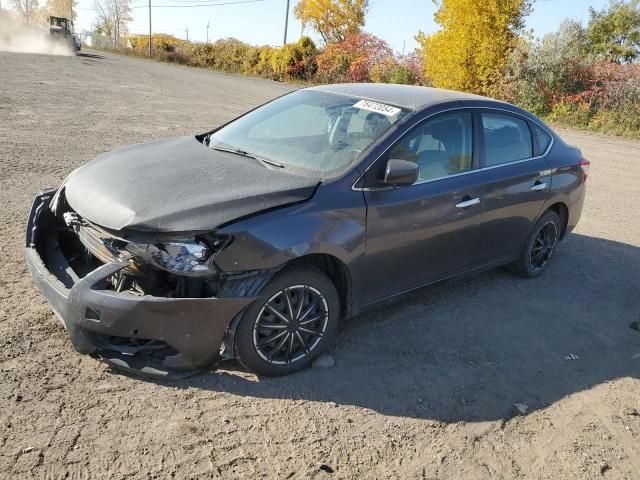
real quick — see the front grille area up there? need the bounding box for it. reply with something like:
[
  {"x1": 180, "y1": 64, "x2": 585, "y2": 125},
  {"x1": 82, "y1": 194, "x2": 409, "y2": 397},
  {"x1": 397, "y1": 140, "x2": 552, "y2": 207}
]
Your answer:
[
  {"x1": 70, "y1": 215, "x2": 142, "y2": 276},
  {"x1": 33, "y1": 209, "x2": 107, "y2": 283}
]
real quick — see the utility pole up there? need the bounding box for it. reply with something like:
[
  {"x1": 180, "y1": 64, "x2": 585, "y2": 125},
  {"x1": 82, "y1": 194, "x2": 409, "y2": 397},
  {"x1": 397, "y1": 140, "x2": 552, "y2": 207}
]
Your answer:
[
  {"x1": 185, "y1": 27, "x2": 189, "y2": 42},
  {"x1": 206, "y1": 21, "x2": 210, "y2": 43},
  {"x1": 115, "y1": 6, "x2": 119, "y2": 47},
  {"x1": 283, "y1": 0, "x2": 290, "y2": 45},
  {"x1": 148, "y1": 0, "x2": 152, "y2": 56}
]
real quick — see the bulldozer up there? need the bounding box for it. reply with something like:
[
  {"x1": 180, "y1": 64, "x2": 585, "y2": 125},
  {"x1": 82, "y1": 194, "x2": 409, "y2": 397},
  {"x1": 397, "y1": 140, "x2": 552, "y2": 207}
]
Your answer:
[{"x1": 49, "y1": 16, "x2": 81, "y2": 53}]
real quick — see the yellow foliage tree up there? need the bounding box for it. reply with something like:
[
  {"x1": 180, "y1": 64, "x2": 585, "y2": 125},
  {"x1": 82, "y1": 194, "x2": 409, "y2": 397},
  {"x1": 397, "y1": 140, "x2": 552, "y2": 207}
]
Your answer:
[
  {"x1": 416, "y1": 0, "x2": 532, "y2": 96},
  {"x1": 294, "y1": 0, "x2": 369, "y2": 44}
]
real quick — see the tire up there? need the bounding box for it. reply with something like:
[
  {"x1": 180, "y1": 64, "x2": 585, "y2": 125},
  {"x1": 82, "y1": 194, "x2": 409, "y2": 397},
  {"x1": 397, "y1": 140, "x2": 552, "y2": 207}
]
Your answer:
[
  {"x1": 235, "y1": 266, "x2": 340, "y2": 376},
  {"x1": 507, "y1": 210, "x2": 561, "y2": 278}
]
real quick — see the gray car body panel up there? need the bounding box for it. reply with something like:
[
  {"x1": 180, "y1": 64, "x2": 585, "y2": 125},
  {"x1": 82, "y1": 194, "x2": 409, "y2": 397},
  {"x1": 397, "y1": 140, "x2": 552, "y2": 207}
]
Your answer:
[
  {"x1": 212, "y1": 96, "x2": 586, "y2": 312},
  {"x1": 64, "y1": 135, "x2": 319, "y2": 232}
]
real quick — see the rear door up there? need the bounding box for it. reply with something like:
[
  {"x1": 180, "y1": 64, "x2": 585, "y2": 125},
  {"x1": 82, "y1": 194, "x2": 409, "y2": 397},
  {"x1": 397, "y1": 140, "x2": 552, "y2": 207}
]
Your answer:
[
  {"x1": 361, "y1": 110, "x2": 486, "y2": 303},
  {"x1": 476, "y1": 111, "x2": 554, "y2": 265}
]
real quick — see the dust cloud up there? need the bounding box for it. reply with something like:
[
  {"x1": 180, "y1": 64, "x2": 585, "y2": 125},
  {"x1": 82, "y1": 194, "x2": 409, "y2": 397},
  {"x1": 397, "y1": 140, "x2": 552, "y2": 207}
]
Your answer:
[{"x1": 0, "y1": 16, "x2": 73, "y2": 56}]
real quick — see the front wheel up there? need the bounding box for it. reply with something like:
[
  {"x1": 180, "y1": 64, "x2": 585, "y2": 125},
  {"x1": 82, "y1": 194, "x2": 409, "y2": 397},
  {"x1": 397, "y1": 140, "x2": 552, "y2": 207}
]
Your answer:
[
  {"x1": 234, "y1": 266, "x2": 340, "y2": 376},
  {"x1": 507, "y1": 210, "x2": 561, "y2": 278}
]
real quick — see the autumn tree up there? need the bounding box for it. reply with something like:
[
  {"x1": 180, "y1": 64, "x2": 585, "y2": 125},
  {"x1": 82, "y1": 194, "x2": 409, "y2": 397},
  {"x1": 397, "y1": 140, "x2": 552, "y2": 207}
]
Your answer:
[
  {"x1": 416, "y1": 0, "x2": 532, "y2": 96},
  {"x1": 294, "y1": 0, "x2": 369, "y2": 44},
  {"x1": 46, "y1": 0, "x2": 77, "y2": 22},
  {"x1": 93, "y1": 0, "x2": 131, "y2": 47},
  {"x1": 271, "y1": 36, "x2": 318, "y2": 80},
  {"x1": 315, "y1": 33, "x2": 392, "y2": 82},
  {"x1": 9, "y1": 0, "x2": 42, "y2": 23},
  {"x1": 587, "y1": 0, "x2": 640, "y2": 63}
]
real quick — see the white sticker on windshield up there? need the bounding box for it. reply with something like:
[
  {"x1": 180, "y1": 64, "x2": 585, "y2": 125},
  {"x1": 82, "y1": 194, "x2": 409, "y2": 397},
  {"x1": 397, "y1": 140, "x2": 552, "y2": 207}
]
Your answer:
[{"x1": 353, "y1": 99, "x2": 401, "y2": 117}]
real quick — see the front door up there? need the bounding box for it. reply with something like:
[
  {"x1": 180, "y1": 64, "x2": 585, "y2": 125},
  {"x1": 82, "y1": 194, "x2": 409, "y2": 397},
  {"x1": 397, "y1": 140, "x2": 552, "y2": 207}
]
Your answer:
[{"x1": 361, "y1": 111, "x2": 485, "y2": 303}]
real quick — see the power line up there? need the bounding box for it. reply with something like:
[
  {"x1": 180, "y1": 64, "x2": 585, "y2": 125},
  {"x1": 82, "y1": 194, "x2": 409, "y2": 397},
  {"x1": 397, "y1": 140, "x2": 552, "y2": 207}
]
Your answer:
[
  {"x1": 130, "y1": 0, "x2": 267, "y2": 8},
  {"x1": 149, "y1": 0, "x2": 249, "y2": 3},
  {"x1": 80, "y1": 0, "x2": 268, "y2": 13}
]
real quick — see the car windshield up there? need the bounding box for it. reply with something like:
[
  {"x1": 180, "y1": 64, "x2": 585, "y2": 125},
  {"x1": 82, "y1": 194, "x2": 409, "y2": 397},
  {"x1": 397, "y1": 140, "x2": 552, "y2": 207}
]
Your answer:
[{"x1": 208, "y1": 90, "x2": 408, "y2": 175}]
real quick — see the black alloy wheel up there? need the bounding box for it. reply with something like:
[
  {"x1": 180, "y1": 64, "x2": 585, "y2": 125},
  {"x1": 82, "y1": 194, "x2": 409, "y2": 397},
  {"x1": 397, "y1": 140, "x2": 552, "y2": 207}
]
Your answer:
[
  {"x1": 253, "y1": 285, "x2": 329, "y2": 365},
  {"x1": 529, "y1": 221, "x2": 558, "y2": 270},
  {"x1": 235, "y1": 266, "x2": 339, "y2": 376},
  {"x1": 508, "y1": 210, "x2": 562, "y2": 278}
]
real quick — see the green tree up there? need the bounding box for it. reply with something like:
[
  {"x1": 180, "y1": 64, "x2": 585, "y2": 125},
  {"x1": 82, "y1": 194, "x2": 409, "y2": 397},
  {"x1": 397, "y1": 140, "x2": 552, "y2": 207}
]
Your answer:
[
  {"x1": 294, "y1": 0, "x2": 369, "y2": 44},
  {"x1": 587, "y1": 0, "x2": 640, "y2": 63},
  {"x1": 499, "y1": 20, "x2": 592, "y2": 115},
  {"x1": 416, "y1": 0, "x2": 532, "y2": 96}
]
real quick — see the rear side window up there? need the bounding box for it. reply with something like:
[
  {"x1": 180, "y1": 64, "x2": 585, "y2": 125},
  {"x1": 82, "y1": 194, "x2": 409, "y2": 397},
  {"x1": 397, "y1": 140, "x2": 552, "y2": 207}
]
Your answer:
[
  {"x1": 531, "y1": 123, "x2": 553, "y2": 156},
  {"x1": 482, "y1": 113, "x2": 533, "y2": 167}
]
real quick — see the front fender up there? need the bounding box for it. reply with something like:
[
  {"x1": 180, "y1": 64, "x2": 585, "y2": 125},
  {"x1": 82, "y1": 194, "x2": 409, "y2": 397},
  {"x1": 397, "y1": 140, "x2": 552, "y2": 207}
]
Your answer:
[{"x1": 215, "y1": 183, "x2": 367, "y2": 279}]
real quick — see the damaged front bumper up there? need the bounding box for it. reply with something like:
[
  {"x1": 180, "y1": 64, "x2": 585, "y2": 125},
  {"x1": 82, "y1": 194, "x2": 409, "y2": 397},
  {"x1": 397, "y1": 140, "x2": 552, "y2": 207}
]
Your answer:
[{"x1": 25, "y1": 190, "x2": 255, "y2": 377}]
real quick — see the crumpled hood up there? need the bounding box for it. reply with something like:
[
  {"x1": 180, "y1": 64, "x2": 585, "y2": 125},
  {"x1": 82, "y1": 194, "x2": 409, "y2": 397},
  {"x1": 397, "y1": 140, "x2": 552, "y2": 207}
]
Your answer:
[{"x1": 64, "y1": 136, "x2": 319, "y2": 232}]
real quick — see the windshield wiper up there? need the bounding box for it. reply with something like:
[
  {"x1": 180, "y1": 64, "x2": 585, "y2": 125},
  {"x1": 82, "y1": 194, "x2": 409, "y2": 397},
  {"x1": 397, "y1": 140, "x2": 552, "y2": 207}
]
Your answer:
[{"x1": 211, "y1": 145, "x2": 284, "y2": 168}]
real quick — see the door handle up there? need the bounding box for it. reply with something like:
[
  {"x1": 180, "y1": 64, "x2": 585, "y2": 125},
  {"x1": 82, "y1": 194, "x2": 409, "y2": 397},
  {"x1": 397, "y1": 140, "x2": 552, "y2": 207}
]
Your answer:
[
  {"x1": 456, "y1": 197, "x2": 481, "y2": 208},
  {"x1": 530, "y1": 182, "x2": 547, "y2": 192}
]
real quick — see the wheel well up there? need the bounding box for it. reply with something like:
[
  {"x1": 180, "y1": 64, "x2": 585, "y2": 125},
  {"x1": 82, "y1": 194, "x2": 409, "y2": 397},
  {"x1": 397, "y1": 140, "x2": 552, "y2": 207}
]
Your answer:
[
  {"x1": 547, "y1": 202, "x2": 569, "y2": 239},
  {"x1": 286, "y1": 254, "x2": 351, "y2": 318}
]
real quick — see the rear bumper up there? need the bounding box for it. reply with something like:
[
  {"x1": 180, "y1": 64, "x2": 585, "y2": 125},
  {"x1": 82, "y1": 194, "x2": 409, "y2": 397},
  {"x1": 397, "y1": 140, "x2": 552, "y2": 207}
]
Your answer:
[{"x1": 26, "y1": 191, "x2": 254, "y2": 376}]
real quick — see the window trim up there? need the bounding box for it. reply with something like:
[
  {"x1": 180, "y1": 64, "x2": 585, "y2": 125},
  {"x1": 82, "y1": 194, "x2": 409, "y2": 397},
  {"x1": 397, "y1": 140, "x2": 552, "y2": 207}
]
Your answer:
[
  {"x1": 529, "y1": 121, "x2": 553, "y2": 157},
  {"x1": 352, "y1": 105, "x2": 555, "y2": 192}
]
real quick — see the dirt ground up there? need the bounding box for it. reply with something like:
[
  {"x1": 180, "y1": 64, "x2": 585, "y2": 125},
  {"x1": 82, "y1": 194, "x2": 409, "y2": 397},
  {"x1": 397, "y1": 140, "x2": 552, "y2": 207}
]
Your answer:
[{"x1": 1, "y1": 50, "x2": 639, "y2": 480}]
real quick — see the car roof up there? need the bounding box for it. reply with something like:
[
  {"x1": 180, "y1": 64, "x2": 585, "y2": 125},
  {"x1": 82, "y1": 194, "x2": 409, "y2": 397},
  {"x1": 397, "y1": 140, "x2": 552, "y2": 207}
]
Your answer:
[{"x1": 306, "y1": 83, "x2": 494, "y2": 110}]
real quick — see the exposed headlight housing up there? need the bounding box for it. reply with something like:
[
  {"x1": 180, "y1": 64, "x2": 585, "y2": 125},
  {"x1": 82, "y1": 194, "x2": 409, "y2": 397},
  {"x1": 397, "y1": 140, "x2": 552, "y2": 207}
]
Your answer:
[
  {"x1": 125, "y1": 236, "x2": 231, "y2": 277},
  {"x1": 67, "y1": 209, "x2": 231, "y2": 277},
  {"x1": 150, "y1": 241, "x2": 215, "y2": 276}
]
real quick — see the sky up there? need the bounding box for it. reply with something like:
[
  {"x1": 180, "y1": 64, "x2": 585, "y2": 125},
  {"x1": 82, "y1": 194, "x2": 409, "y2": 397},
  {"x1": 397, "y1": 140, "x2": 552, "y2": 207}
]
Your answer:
[{"x1": 74, "y1": 0, "x2": 613, "y2": 52}]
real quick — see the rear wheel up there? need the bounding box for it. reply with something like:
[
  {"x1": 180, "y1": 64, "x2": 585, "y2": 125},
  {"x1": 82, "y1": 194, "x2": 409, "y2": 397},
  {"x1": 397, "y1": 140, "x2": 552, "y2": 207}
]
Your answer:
[
  {"x1": 235, "y1": 266, "x2": 339, "y2": 376},
  {"x1": 508, "y1": 210, "x2": 561, "y2": 278}
]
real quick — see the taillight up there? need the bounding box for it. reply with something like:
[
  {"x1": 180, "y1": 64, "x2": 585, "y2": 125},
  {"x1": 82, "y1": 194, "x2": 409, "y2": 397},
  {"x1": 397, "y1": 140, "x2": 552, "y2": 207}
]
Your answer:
[{"x1": 578, "y1": 159, "x2": 590, "y2": 180}]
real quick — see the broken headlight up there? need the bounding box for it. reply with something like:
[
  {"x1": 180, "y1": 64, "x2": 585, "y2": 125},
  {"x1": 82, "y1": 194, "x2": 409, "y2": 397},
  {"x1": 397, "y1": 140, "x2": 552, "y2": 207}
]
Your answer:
[
  {"x1": 125, "y1": 237, "x2": 229, "y2": 277},
  {"x1": 151, "y1": 242, "x2": 215, "y2": 276}
]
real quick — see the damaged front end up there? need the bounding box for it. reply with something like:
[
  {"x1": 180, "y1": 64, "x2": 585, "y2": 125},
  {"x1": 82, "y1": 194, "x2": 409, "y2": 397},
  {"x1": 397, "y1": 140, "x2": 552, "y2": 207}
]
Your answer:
[{"x1": 25, "y1": 189, "x2": 271, "y2": 378}]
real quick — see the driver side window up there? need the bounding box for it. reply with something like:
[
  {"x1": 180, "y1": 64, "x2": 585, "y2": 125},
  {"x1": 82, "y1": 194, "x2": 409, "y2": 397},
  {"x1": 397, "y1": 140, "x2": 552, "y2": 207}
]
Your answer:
[{"x1": 388, "y1": 112, "x2": 473, "y2": 182}]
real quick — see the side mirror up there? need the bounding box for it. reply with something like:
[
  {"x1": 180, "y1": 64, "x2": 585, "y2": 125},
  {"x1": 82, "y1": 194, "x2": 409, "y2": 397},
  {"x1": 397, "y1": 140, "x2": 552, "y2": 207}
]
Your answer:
[{"x1": 384, "y1": 159, "x2": 419, "y2": 187}]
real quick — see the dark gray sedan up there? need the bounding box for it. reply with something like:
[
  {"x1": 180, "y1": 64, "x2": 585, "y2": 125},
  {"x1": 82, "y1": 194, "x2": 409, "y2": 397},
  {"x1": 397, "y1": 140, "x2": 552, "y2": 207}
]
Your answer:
[{"x1": 25, "y1": 84, "x2": 588, "y2": 377}]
